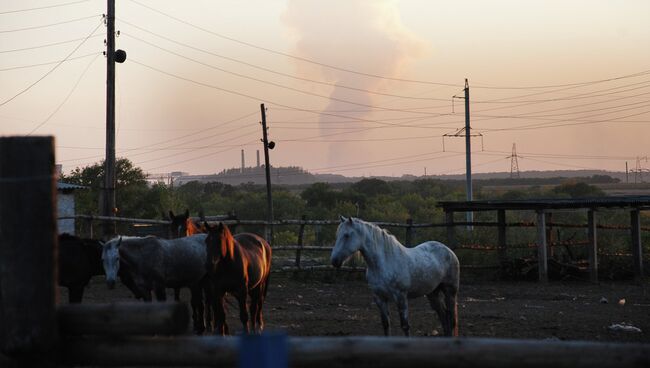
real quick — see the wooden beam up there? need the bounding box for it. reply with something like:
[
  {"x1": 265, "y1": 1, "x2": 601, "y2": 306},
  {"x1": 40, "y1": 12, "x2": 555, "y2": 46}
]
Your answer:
[
  {"x1": 57, "y1": 303, "x2": 189, "y2": 336},
  {"x1": 630, "y1": 209, "x2": 644, "y2": 280},
  {"x1": 445, "y1": 211, "x2": 456, "y2": 249},
  {"x1": 536, "y1": 210, "x2": 548, "y2": 282},
  {"x1": 587, "y1": 210, "x2": 598, "y2": 283},
  {"x1": 0, "y1": 137, "x2": 57, "y2": 358},
  {"x1": 59, "y1": 336, "x2": 650, "y2": 368}
]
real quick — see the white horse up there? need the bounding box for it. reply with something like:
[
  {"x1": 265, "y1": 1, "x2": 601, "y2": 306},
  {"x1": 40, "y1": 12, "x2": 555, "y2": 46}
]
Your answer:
[{"x1": 330, "y1": 217, "x2": 460, "y2": 336}]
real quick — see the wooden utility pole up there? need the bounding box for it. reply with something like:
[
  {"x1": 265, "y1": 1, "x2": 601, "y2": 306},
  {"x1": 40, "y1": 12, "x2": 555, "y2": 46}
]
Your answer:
[
  {"x1": 260, "y1": 104, "x2": 274, "y2": 242},
  {"x1": 102, "y1": 0, "x2": 116, "y2": 237},
  {"x1": 464, "y1": 79, "x2": 473, "y2": 227}
]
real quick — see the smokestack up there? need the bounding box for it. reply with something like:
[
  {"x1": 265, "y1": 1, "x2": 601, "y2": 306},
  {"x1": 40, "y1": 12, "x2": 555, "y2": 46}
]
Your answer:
[
  {"x1": 256, "y1": 150, "x2": 260, "y2": 168},
  {"x1": 241, "y1": 149, "x2": 245, "y2": 173}
]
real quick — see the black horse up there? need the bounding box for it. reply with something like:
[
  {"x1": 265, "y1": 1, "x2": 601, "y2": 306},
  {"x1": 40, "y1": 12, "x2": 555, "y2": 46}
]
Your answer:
[
  {"x1": 58, "y1": 233, "x2": 141, "y2": 303},
  {"x1": 58, "y1": 233, "x2": 104, "y2": 303}
]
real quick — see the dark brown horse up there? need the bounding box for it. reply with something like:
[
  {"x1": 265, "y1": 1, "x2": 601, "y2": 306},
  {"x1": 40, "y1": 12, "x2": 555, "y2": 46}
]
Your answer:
[{"x1": 204, "y1": 222, "x2": 272, "y2": 335}]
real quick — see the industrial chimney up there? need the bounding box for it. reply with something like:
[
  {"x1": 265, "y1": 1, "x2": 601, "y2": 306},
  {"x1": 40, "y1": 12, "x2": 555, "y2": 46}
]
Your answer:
[
  {"x1": 241, "y1": 149, "x2": 245, "y2": 173},
  {"x1": 256, "y1": 150, "x2": 261, "y2": 168}
]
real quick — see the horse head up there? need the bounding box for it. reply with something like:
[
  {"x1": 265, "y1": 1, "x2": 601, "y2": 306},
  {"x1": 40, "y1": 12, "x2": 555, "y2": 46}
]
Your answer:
[
  {"x1": 331, "y1": 216, "x2": 363, "y2": 268},
  {"x1": 169, "y1": 209, "x2": 190, "y2": 238},
  {"x1": 101, "y1": 236, "x2": 122, "y2": 289},
  {"x1": 205, "y1": 222, "x2": 235, "y2": 269}
]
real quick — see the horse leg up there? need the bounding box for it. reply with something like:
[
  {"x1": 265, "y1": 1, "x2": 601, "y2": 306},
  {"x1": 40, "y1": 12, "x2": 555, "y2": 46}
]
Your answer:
[
  {"x1": 427, "y1": 287, "x2": 449, "y2": 336},
  {"x1": 373, "y1": 294, "x2": 391, "y2": 336},
  {"x1": 214, "y1": 293, "x2": 227, "y2": 336},
  {"x1": 174, "y1": 287, "x2": 181, "y2": 302},
  {"x1": 249, "y1": 288, "x2": 262, "y2": 334},
  {"x1": 236, "y1": 290, "x2": 250, "y2": 334},
  {"x1": 442, "y1": 284, "x2": 459, "y2": 337},
  {"x1": 201, "y1": 278, "x2": 214, "y2": 333},
  {"x1": 68, "y1": 286, "x2": 84, "y2": 304},
  {"x1": 190, "y1": 285, "x2": 205, "y2": 335},
  {"x1": 396, "y1": 293, "x2": 410, "y2": 337}
]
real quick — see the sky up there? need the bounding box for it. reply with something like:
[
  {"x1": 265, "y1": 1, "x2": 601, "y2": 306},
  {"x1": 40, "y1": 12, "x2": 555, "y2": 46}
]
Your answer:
[{"x1": 1, "y1": 0, "x2": 649, "y2": 178}]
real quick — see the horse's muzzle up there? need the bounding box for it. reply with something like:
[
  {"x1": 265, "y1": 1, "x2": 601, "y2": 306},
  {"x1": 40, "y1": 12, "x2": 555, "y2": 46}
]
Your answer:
[{"x1": 331, "y1": 256, "x2": 342, "y2": 269}]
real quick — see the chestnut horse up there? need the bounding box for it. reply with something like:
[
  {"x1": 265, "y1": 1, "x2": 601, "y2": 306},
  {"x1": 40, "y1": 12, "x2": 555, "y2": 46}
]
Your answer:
[{"x1": 204, "y1": 222, "x2": 271, "y2": 335}]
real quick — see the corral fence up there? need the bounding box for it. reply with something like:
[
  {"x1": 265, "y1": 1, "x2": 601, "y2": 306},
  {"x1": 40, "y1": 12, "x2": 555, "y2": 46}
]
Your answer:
[
  {"x1": 62, "y1": 204, "x2": 649, "y2": 283},
  {"x1": 2, "y1": 137, "x2": 650, "y2": 367}
]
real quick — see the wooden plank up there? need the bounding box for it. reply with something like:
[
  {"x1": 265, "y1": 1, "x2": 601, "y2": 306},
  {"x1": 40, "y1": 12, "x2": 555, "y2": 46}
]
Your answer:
[
  {"x1": 57, "y1": 303, "x2": 189, "y2": 336},
  {"x1": 60, "y1": 336, "x2": 650, "y2": 368},
  {"x1": 536, "y1": 210, "x2": 548, "y2": 283},
  {"x1": 587, "y1": 210, "x2": 598, "y2": 283},
  {"x1": 405, "y1": 218, "x2": 414, "y2": 247},
  {"x1": 0, "y1": 137, "x2": 57, "y2": 358},
  {"x1": 630, "y1": 209, "x2": 644, "y2": 280}
]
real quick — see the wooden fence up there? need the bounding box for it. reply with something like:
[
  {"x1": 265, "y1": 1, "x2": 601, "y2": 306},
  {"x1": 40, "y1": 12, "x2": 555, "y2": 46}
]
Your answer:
[{"x1": 61, "y1": 212, "x2": 649, "y2": 281}]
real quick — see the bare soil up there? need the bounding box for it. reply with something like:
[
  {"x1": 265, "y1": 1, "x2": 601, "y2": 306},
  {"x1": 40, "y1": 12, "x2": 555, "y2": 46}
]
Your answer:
[{"x1": 60, "y1": 272, "x2": 650, "y2": 343}]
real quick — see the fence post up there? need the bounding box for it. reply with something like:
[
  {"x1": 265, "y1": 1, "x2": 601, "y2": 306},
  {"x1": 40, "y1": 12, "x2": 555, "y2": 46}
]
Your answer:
[
  {"x1": 445, "y1": 211, "x2": 456, "y2": 249},
  {"x1": 587, "y1": 209, "x2": 598, "y2": 283},
  {"x1": 0, "y1": 137, "x2": 58, "y2": 362},
  {"x1": 536, "y1": 210, "x2": 548, "y2": 283},
  {"x1": 295, "y1": 215, "x2": 307, "y2": 269},
  {"x1": 630, "y1": 208, "x2": 644, "y2": 280},
  {"x1": 545, "y1": 212, "x2": 554, "y2": 258},
  {"x1": 405, "y1": 218, "x2": 414, "y2": 247},
  {"x1": 497, "y1": 209, "x2": 507, "y2": 270}
]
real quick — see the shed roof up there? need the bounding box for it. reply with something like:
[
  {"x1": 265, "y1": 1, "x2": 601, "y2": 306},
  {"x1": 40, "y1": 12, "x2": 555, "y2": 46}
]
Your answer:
[
  {"x1": 57, "y1": 181, "x2": 86, "y2": 191},
  {"x1": 437, "y1": 196, "x2": 650, "y2": 212}
]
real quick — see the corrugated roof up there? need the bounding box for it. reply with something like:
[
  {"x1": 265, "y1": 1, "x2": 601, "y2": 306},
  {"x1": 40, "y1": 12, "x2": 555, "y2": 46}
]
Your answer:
[{"x1": 57, "y1": 181, "x2": 86, "y2": 190}]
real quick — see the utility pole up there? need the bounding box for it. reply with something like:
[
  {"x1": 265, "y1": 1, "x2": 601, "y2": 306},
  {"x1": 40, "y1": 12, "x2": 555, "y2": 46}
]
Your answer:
[
  {"x1": 102, "y1": 0, "x2": 116, "y2": 238},
  {"x1": 260, "y1": 104, "x2": 275, "y2": 242},
  {"x1": 102, "y1": 0, "x2": 126, "y2": 238},
  {"x1": 464, "y1": 79, "x2": 473, "y2": 227}
]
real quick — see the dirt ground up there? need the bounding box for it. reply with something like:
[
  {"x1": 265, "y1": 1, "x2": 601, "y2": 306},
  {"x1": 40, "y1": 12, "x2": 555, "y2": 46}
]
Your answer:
[{"x1": 60, "y1": 271, "x2": 650, "y2": 343}]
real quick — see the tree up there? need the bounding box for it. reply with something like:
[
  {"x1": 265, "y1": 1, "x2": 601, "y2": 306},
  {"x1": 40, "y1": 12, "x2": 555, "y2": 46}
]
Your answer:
[{"x1": 61, "y1": 158, "x2": 152, "y2": 217}]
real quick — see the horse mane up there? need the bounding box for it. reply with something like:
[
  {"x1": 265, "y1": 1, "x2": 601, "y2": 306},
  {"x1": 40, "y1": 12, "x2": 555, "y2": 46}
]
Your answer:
[
  {"x1": 353, "y1": 218, "x2": 403, "y2": 254},
  {"x1": 219, "y1": 223, "x2": 236, "y2": 261},
  {"x1": 185, "y1": 218, "x2": 204, "y2": 235}
]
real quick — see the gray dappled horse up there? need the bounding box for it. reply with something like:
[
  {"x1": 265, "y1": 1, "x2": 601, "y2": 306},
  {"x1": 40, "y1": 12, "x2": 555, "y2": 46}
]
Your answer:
[
  {"x1": 331, "y1": 217, "x2": 460, "y2": 336},
  {"x1": 102, "y1": 235, "x2": 211, "y2": 333}
]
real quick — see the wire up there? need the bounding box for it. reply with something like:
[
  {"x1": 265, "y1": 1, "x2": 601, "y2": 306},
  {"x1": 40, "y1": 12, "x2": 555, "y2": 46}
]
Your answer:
[
  {"x1": 0, "y1": 14, "x2": 100, "y2": 33},
  {"x1": 471, "y1": 69, "x2": 650, "y2": 90},
  {"x1": 27, "y1": 53, "x2": 100, "y2": 135},
  {"x1": 0, "y1": 34, "x2": 104, "y2": 54},
  {"x1": 123, "y1": 35, "x2": 449, "y2": 114},
  {"x1": 0, "y1": 19, "x2": 103, "y2": 107},
  {"x1": 127, "y1": 0, "x2": 463, "y2": 88},
  {"x1": 118, "y1": 25, "x2": 450, "y2": 102},
  {"x1": 0, "y1": 52, "x2": 100, "y2": 71},
  {"x1": 0, "y1": 0, "x2": 92, "y2": 15}
]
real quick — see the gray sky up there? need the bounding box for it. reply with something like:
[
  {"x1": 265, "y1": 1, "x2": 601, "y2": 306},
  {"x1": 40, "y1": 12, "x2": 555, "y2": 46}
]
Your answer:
[{"x1": 1, "y1": 0, "x2": 649, "y2": 177}]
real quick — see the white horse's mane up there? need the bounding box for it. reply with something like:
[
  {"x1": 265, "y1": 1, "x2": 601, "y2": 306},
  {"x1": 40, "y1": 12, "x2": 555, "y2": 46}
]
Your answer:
[{"x1": 352, "y1": 218, "x2": 404, "y2": 254}]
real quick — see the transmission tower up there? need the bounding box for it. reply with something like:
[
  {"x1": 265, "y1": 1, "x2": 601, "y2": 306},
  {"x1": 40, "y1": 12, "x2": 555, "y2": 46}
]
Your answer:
[{"x1": 509, "y1": 143, "x2": 520, "y2": 179}]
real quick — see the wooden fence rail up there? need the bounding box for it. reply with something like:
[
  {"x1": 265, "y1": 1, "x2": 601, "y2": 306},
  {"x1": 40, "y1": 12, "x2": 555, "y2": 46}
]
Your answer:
[{"x1": 59, "y1": 335, "x2": 650, "y2": 368}]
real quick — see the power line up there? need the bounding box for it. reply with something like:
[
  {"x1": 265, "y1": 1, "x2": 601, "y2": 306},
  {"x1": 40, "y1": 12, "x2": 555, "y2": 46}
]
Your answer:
[
  {"x1": 0, "y1": 14, "x2": 101, "y2": 33},
  {"x1": 27, "y1": 53, "x2": 101, "y2": 135},
  {"x1": 118, "y1": 25, "x2": 450, "y2": 102},
  {"x1": 471, "y1": 69, "x2": 650, "y2": 90},
  {"x1": 0, "y1": 19, "x2": 103, "y2": 107},
  {"x1": 0, "y1": 34, "x2": 104, "y2": 54},
  {"x1": 123, "y1": 34, "x2": 449, "y2": 114},
  {"x1": 0, "y1": 0, "x2": 92, "y2": 15},
  {"x1": 127, "y1": 0, "x2": 650, "y2": 92},
  {"x1": 0, "y1": 52, "x2": 101, "y2": 71}
]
